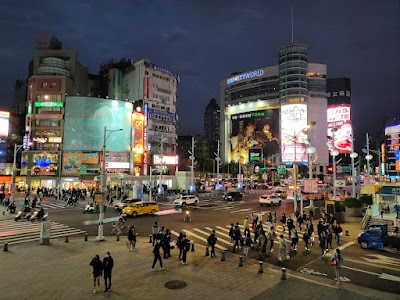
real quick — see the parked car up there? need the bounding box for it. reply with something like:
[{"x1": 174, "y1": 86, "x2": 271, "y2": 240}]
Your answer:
[
  {"x1": 258, "y1": 195, "x2": 282, "y2": 206},
  {"x1": 114, "y1": 198, "x2": 142, "y2": 210},
  {"x1": 122, "y1": 201, "x2": 160, "y2": 217},
  {"x1": 256, "y1": 183, "x2": 272, "y2": 190},
  {"x1": 273, "y1": 189, "x2": 287, "y2": 199},
  {"x1": 223, "y1": 192, "x2": 243, "y2": 201},
  {"x1": 358, "y1": 223, "x2": 400, "y2": 250},
  {"x1": 173, "y1": 195, "x2": 199, "y2": 207}
]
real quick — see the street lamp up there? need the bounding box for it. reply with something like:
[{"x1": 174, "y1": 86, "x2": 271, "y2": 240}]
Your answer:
[
  {"x1": 97, "y1": 126, "x2": 123, "y2": 242},
  {"x1": 11, "y1": 144, "x2": 24, "y2": 200},
  {"x1": 327, "y1": 128, "x2": 339, "y2": 200},
  {"x1": 350, "y1": 152, "x2": 359, "y2": 197},
  {"x1": 303, "y1": 139, "x2": 316, "y2": 208}
]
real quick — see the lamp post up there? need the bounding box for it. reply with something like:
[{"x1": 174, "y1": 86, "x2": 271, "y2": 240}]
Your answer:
[
  {"x1": 11, "y1": 144, "x2": 24, "y2": 200},
  {"x1": 363, "y1": 133, "x2": 373, "y2": 185},
  {"x1": 350, "y1": 152, "x2": 359, "y2": 198},
  {"x1": 327, "y1": 128, "x2": 339, "y2": 201},
  {"x1": 97, "y1": 126, "x2": 123, "y2": 242},
  {"x1": 305, "y1": 143, "x2": 316, "y2": 207},
  {"x1": 368, "y1": 149, "x2": 382, "y2": 182}
]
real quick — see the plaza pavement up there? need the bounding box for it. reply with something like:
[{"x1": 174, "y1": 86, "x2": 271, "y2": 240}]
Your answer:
[{"x1": 1, "y1": 234, "x2": 397, "y2": 300}]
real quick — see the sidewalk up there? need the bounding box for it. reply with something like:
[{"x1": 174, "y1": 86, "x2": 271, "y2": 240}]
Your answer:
[{"x1": 1, "y1": 236, "x2": 397, "y2": 300}]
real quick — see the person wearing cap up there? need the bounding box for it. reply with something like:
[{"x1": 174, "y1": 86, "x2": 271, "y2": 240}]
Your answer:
[{"x1": 103, "y1": 252, "x2": 114, "y2": 292}]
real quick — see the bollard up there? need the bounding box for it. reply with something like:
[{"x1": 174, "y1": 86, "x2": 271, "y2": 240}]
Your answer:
[
  {"x1": 239, "y1": 256, "x2": 243, "y2": 267},
  {"x1": 281, "y1": 267, "x2": 287, "y2": 280},
  {"x1": 221, "y1": 250, "x2": 226, "y2": 262},
  {"x1": 116, "y1": 233, "x2": 120, "y2": 241},
  {"x1": 191, "y1": 242, "x2": 195, "y2": 252},
  {"x1": 3, "y1": 242, "x2": 8, "y2": 252},
  {"x1": 84, "y1": 233, "x2": 88, "y2": 241},
  {"x1": 149, "y1": 235, "x2": 153, "y2": 244},
  {"x1": 205, "y1": 246, "x2": 209, "y2": 256},
  {"x1": 2, "y1": 211, "x2": 4, "y2": 215},
  {"x1": 65, "y1": 236, "x2": 69, "y2": 243},
  {"x1": 346, "y1": 229, "x2": 349, "y2": 236},
  {"x1": 258, "y1": 261, "x2": 264, "y2": 273}
]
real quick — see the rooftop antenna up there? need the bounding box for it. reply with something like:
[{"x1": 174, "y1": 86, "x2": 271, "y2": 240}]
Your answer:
[{"x1": 291, "y1": 6, "x2": 294, "y2": 43}]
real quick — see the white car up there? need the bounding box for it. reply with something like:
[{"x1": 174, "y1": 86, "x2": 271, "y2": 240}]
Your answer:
[
  {"x1": 173, "y1": 195, "x2": 199, "y2": 207},
  {"x1": 259, "y1": 194, "x2": 282, "y2": 206}
]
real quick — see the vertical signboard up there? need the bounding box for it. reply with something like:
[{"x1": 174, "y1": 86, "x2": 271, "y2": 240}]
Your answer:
[
  {"x1": 230, "y1": 109, "x2": 279, "y2": 164},
  {"x1": 280, "y1": 104, "x2": 308, "y2": 162},
  {"x1": 143, "y1": 77, "x2": 149, "y2": 98},
  {"x1": 327, "y1": 104, "x2": 352, "y2": 153},
  {"x1": 0, "y1": 111, "x2": 10, "y2": 163}
]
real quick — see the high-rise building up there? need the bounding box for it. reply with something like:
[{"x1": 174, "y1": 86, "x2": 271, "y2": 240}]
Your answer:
[
  {"x1": 220, "y1": 41, "x2": 328, "y2": 172},
  {"x1": 204, "y1": 97, "x2": 220, "y2": 157},
  {"x1": 384, "y1": 116, "x2": 400, "y2": 178}
]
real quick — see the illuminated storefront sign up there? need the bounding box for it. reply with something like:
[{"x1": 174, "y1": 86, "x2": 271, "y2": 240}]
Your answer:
[
  {"x1": 30, "y1": 114, "x2": 63, "y2": 120},
  {"x1": 0, "y1": 111, "x2": 10, "y2": 162},
  {"x1": 62, "y1": 152, "x2": 99, "y2": 175},
  {"x1": 396, "y1": 150, "x2": 400, "y2": 171},
  {"x1": 105, "y1": 161, "x2": 130, "y2": 169},
  {"x1": 34, "y1": 102, "x2": 64, "y2": 107},
  {"x1": 230, "y1": 109, "x2": 279, "y2": 164},
  {"x1": 280, "y1": 104, "x2": 308, "y2": 162},
  {"x1": 132, "y1": 111, "x2": 145, "y2": 154},
  {"x1": 327, "y1": 104, "x2": 352, "y2": 154},
  {"x1": 227, "y1": 69, "x2": 264, "y2": 85},
  {"x1": 153, "y1": 155, "x2": 178, "y2": 165},
  {"x1": 249, "y1": 148, "x2": 262, "y2": 162}
]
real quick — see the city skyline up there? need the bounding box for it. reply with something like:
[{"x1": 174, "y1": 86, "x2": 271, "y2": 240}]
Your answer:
[{"x1": 0, "y1": 0, "x2": 399, "y2": 139}]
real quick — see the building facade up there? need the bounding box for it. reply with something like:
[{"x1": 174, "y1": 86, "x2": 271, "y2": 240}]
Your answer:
[{"x1": 204, "y1": 97, "x2": 220, "y2": 156}]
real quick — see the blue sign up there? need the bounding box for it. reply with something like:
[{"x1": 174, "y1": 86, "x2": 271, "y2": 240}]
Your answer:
[{"x1": 227, "y1": 69, "x2": 264, "y2": 85}]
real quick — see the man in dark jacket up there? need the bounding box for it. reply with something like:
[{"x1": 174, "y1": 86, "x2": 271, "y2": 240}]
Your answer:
[
  {"x1": 90, "y1": 255, "x2": 103, "y2": 294},
  {"x1": 232, "y1": 223, "x2": 241, "y2": 253},
  {"x1": 103, "y1": 252, "x2": 114, "y2": 292},
  {"x1": 207, "y1": 230, "x2": 218, "y2": 258},
  {"x1": 181, "y1": 234, "x2": 190, "y2": 265},
  {"x1": 152, "y1": 239, "x2": 163, "y2": 270}
]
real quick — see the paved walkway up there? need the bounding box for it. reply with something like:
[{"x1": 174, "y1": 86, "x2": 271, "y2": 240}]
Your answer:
[{"x1": 1, "y1": 236, "x2": 397, "y2": 300}]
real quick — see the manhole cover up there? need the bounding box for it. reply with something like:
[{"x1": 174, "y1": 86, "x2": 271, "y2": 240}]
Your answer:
[{"x1": 165, "y1": 280, "x2": 187, "y2": 290}]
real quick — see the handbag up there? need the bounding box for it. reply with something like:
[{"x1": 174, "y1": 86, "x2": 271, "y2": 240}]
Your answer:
[{"x1": 331, "y1": 257, "x2": 338, "y2": 266}]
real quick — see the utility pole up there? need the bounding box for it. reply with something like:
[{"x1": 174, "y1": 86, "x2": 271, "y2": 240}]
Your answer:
[{"x1": 366, "y1": 133, "x2": 371, "y2": 184}]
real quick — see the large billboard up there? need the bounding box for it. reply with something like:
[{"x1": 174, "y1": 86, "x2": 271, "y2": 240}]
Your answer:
[
  {"x1": 0, "y1": 111, "x2": 10, "y2": 163},
  {"x1": 62, "y1": 152, "x2": 99, "y2": 175},
  {"x1": 280, "y1": 104, "x2": 308, "y2": 162},
  {"x1": 63, "y1": 97, "x2": 133, "y2": 152},
  {"x1": 230, "y1": 109, "x2": 279, "y2": 164},
  {"x1": 327, "y1": 104, "x2": 352, "y2": 153}
]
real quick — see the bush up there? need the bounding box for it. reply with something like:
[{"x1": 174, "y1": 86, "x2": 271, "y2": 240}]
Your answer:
[
  {"x1": 359, "y1": 195, "x2": 373, "y2": 205},
  {"x1": 344, "y1": 197, "x2": 363, "y2": 208}
]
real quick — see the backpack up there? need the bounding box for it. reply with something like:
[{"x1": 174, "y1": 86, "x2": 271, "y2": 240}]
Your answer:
[{"x1": 184, "y1": 240, "x2": 190, "y2": 251}]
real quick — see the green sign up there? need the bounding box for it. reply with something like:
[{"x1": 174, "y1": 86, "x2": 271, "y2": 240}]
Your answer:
[
  {"x1": 277, "y1": 165, "x2": 287, "y2": 174},
  {"x1": 34, "y1": 102, "x2": 64, "y2": 107},
  {"x1": 341, "y1": 166, "x2": 351, "y2": 173}
]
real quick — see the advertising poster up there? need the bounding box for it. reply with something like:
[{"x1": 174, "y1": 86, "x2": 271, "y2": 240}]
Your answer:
[
  {"x1": 63, "y1": 97, "x2": 132, "y2": 152},
  {"x1": 396, "y1": 150, "x2": 400, "y2": 171},
  {"x1": 0, "y1": 111, "x2": 9, "y2": 163},
  {"x1": 249, "y1": 148, "x2": 263, "y2": 163},
  {"x1": 385, "y1": 124, "x2": 400, "y2": 152},
  {"x1": 230, "y1": 109, "x2": 279, "y2": 164},
  {"x1": 327, "y1": 104, "x2": 352, "y2": 154},
  {"x1": 132, "y1": 112, "x2": 144, "y2": 154},
  {"x1": 280, "y1": 104, "x2": 308, "y2": 162},
  {"x1": 62, "y1": 152, "x2": 99, "y2": 175}
]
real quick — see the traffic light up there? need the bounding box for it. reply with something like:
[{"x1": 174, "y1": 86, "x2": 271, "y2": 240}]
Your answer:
[
  {"x1": 295, "y1": 196, "x2": 300, "y2": 202},
  {"x1": 327, "y1": 166, "x2": 333, "y2": 173}
]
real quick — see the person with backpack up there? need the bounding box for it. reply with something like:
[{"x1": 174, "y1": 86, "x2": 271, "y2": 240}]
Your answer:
[
  {"x1": 280, "y1": 213, "x2": 287, "y2": 232},
  {"x1": 207, "y1": 230, "x2": 218, "y2": 258},
  {"x1": 228, "y1": 223, "x2": 235, "y2": 246},
  {"x1": 243, "y1": 231, "x2": 253, "y2": 257},
  {"x1": 333, "y1": 223, "x2": 343, "y2": 245},
  {"x1": 289, "y1": 227, "x2": 299, "y2": 251},
  {"x1": 331, "y1": 249, "x2": 344, "y2": 284},
  {"x1": 181, "y1": 234, "x2": 190, "y2": 265},
  {"x1": 232, "y1": 223, "x2": 241, "y2": 253}
]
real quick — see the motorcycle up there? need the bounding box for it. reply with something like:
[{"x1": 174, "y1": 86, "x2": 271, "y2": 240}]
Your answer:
[
  {"x1": 184, "y1": 210, "x2": 191, "y2": 222},
  {"x1": 30, "y1": 209, "x2": 48, "y2": 222},
  {"x1": 15, "y1": 210, "x2": 31, "y2": 221},
  {"x1": 83, "y1": 203, "x2": 95, "y2": 214}
]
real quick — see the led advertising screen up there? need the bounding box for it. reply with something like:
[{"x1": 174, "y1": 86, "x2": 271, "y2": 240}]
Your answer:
[
  {"x1": 327, "y1": 104, "x2": 352, "y2": 153},
  {"x1": 132, "y1": 111, "x2": 145, "y2": 154},
  {"x1": 230, "y1": 109, "x2": 279, "y2": 164},
  {"x1": 0, "y1": 111, "x2": 10, "y2": 163},
  {"x1": 385, "y1": 124, "x2": 400, "y2": 151},
  {"x1": 63, "y1": 97, "x2": 133, "y2": 152},
  {"x1": 280, "y1": 104, "x2": 308, "y2": 162},
  {"x1": 395, "y1": 150, "x2": 400, "y2": 171},
  {"x1": 62, "y1": 152, "x2": 99, "y2": 175}
]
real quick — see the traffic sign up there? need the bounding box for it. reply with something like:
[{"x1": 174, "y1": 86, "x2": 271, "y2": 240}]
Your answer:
[
  {"x1": 277, "y1": 165, "x2": 286, "y2": 174},
  {"x1": 335, "y1": 180, "x2": 346, "y2": 187}
]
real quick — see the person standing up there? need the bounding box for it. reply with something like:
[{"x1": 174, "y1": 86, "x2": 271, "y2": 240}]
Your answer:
[
  {"x1": 303, "y1": 230, "x2": 310, "y2": 251},
  {"x1": 177, "y1": 232, "x2": 184, "y2": 260},
  {"x1": 268, "y1": 226, "x2": 276, "y2": 254},
  {"x1": 181, "y1": 234, "x2": 190, "y2": 265},
  {"x1": 333, "y1": 223, "x2": 343, "y2": 245},
  {"x1": 163, "y1": 229, "x2": 172, "y2": 259},
  {"x1": 278, "y1": 234, "x2": 290, "y2": 262},
  {"x1": 151, "y1": 239, "x2": 163, "y2": 270},
  {"x1": 319, "y1": 230, "x2": 327, "y2": 257},
  {"x1": 89, "y1": 255, "x2": 103, "y2": 294},
  {"x1": 326, "y1": 226, "x2": 333, "y2": 251},
  {"x1": 258, "y1": 229, "x2": 267, "y2": 257},
  {"x1": 207, "y1": 230, "x2": 218, "y2": 258},
  {"x1": 331, "y1": 249, "x2": 344, "y2": 284},
  {"x1": 152, "y1": 222, "x2": 159, "y2": 246},
  {"x1": 232, "y1": 223, "x2": 241, "y2": 253},
  {"x1": 128, "y1": 225, "x2": 137, "y2": 251},
  {"x1": 243, "y1": 232, "x2": 253, "y2": 257},
  {"x1": 228, "y1": 223, "x2": 235, "y2": 245},
  {"x1": 103, "y1": 252, "x2": 114, "y2": 292},
  {"x1": 289, "y1": 227, "x2": 299, "y2": 251}
]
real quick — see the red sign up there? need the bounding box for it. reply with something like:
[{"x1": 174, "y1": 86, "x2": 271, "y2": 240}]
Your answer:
[{"x1": 33, "y1": 167, "x2": 41, "y2": 174}]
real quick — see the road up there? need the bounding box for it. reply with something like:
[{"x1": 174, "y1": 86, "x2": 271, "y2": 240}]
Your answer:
[{"x1": 1, "y1": 191, "x2": 399, "y2": 295}]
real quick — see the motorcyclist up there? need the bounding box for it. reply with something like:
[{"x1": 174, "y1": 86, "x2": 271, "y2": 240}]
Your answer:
[
  {"x1": 38, "y1": 207, "x2": 45, "y2": 218},
  {"x1": 84, "y1": 202, "x2": 94, "y2": 212},
  {"x1": 117, "y1": 213, "x2": 127, "y2": 231},
  {"x1": 184, "y1": 210, "x2": 191, "y2": 222},
  {"x1": 8, "y1": 201, "x2": 16, "y2": 214}
]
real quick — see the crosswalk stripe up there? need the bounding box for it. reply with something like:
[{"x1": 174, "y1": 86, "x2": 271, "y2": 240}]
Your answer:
[
  {"x1": 230, "y1": 208, "x2": 252, "y2": 213},
  {"x1": 216, "y1": 226, "x2": 230, "y2": 233},
  {"x1": 194, "y1": 228, "x2": 231, "y2": 246},
  {"x1": 212, "y1": 206, "x2": 235, "y2": 211},
  {"x1": 182, "y1": 229, "x2": 227, "y2": 250},
  {"x1": 204, "y1": 227, "x2": 232, "y2": 241}
]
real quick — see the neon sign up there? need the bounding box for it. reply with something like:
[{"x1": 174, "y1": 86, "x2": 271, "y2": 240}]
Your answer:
[{"x1": 227, "y1": 69, "x2": 264, "y2": 85}]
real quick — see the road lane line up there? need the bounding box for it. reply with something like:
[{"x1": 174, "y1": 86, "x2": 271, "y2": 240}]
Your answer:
[{"x1": 345, "y1": 258, "x2": 400, "y2": 272}]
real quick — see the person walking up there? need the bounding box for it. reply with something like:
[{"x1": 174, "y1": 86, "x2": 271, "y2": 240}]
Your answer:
[
  {"x1": 326, "y1": 226, "x2": 333, "y2": 251},
  {"x1": 177, "y1": 232, "x2": 184, "y2": 260},
  {"x1": 258, "y1": 229, "x2": 267, "y2": 257},
  {"x1": 163, "y1": 229, "x2": 172, "y2": 259},
  {"x1": 181, "y1": 234, "x2": 190, "y2": 265},
  {"x1": 243, "y1": 216, "x2": 250, "y2": 230},
  {"x1": 102, "y1": 252, "x2": 114, "y2": 292},
  {"x1": 207, "y1": 230, "x2": 218, "y2": 258},
  {"x1": 151, "y1": 239, "x2": 163, "y2": 270},
  {"x1": 229, "y1": 223, "x2": 235, "y2": 245},
  {"x1": 128, "y1": 225, "x2": 137, "y2": 251},
  {"x1": 89, "y1": 255, "x2": 103, "y2": 294},
  {"x1": 232, "y1": 223, "x2": 241, "y2": 253},
  {"x1": 319, "y1": 230, "x2": 327, "y2": 257},
  {"x1": 331, "y1": 249, "x2": 344, "y2": 284},
  {"x1": 289, "y1": 227, "x2": 299, "y2": 251},
  {"x1": 268, "y1": 226, "x2": 276, "y2": 254},
  {"x1": 152, "y1": 222, "x2": 159, "y2": 246},
  {"x1": 278, "y1": 234, "x2": 290, "y2": 262},
  {"x1": 333, "y1": 223, "x2": 343, "y2": 245},
  {"x1": 243, "y1": 232, "x2": 253, "y2": 257}
]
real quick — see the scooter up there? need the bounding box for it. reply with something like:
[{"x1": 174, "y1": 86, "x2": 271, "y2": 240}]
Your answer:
[
  {"x1": 30, "y1": 209, "x2": 48, "y2": 222},
  {"x1": 83, "y1": 203, "x2": 95, "y2": 214},
  {"x1": 15, "y1": 210, "x2": 31, "y2": 221},
  {"x1": 184, "y1": 210, "x2": 191, "y2": 222}
]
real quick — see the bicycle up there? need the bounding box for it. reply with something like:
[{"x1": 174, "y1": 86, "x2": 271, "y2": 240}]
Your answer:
[{"x1": 110, "y1": 222, "x2": 129, "y2": 235}]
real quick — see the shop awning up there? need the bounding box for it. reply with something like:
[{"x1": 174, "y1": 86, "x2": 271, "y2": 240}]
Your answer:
[
  {"x1": 360, "y1": 185, "x2": 381, "y2": 195},
  {"x1": 376, "y1": 186, "x2": 400, "y2": 195}
]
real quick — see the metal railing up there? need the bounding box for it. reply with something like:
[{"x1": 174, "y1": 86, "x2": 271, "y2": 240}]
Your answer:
[{"x1": 360, "y1": 214, "x2": 371, "y2": 230}]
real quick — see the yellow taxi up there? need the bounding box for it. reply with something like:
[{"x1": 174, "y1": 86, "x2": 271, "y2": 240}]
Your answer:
[
  {"x1": 114, "y1": 198, "x2": 141, "y2": 210},
  {"x1": 122, "y1": 201, "x2": 160, "y2": 217}
]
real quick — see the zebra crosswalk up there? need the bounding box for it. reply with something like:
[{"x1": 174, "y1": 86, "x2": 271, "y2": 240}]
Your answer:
[
  {"x1": 40, "y1": 202, "x2": 74, "y2": 210},
  {"x1": 0, "y1": 219, "x2": 86, "y2": 245},
  {"x1": 170, "y1": 222, "x2": 319, "y2": 251}
]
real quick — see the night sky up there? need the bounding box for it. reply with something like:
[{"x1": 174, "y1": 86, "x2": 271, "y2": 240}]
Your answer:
[{"x1": 0, "y1": 0, "x2": 399, "y2": 144}]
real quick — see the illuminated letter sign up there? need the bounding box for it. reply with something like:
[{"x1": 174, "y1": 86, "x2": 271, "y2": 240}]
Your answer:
[
  {"x1": 227, "y1": 69, "x2": 265, "y2": 85},
  {"x1": 34, "y1": 102, "x2": 64, "y2": 107}
]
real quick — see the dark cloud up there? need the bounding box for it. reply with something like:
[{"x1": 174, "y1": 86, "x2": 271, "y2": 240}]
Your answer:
[{"x1": 0, "y1": 0, "x2": 399, "y2": 139}]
